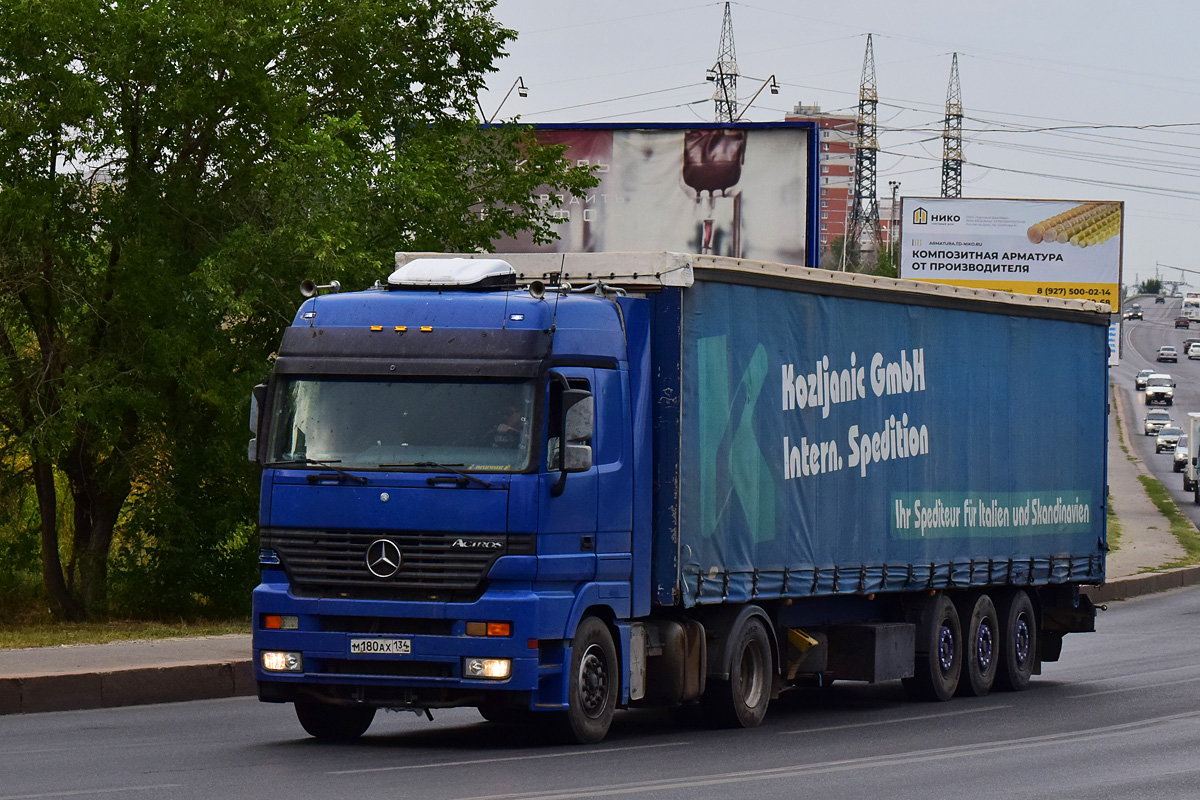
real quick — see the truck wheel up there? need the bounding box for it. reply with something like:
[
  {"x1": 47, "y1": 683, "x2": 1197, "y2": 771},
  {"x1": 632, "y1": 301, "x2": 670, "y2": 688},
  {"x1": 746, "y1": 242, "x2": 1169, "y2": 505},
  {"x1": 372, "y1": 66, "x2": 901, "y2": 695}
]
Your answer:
[
  {"x1": 903, "y1": 593, "x2": 961, "y2": 701},
  {"x1": 954, "y1": 594, "x2": 998, "y2": 697},
  {"x1": 701, "y1": 616, "x2": 772, "y2": 728},
  {"x1": 561, "y1": 616, "x2": 617, "y2": 744},
  {"x1": 294, "y1": 701, "x2": 376, "y2": 740},
  {"x1": 994, "y1": 590, "x2": 1037, "y2": 692}
]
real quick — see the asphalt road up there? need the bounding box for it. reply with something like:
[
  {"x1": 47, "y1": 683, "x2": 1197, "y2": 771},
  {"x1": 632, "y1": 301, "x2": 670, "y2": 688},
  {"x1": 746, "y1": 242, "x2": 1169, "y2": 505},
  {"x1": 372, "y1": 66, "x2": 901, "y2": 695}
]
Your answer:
[
  {"x1": 1114, "y1": 296, "x2": 1200, "y2": 526},
  {"x1": 3, "y1": 585, "x2": 1199, "y2": 800}
]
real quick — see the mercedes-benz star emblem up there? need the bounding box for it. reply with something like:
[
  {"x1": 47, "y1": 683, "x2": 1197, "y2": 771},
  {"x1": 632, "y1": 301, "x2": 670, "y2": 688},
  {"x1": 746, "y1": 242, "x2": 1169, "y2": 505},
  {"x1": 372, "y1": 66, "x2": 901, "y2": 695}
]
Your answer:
[{"x1": 365, "y1": 538, "x2": 402, "y2": 579}]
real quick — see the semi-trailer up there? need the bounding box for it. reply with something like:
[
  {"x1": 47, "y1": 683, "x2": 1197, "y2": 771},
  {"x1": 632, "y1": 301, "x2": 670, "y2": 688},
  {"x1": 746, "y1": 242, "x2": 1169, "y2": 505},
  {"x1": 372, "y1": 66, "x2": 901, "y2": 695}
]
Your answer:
[{"x1": 250, "y1": 251, "x2": 1107, "y2": 743}]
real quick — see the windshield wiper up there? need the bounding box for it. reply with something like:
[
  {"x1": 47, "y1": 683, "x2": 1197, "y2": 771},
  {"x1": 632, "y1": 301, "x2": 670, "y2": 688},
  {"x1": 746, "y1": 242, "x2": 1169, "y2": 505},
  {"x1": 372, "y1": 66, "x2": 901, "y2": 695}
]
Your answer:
[
  {"x1": 378, "y1": 461, "x2": 492, "y2": 488},
  {"x1": 266, "y1": 458, "x2": 369, "y2": 485}
]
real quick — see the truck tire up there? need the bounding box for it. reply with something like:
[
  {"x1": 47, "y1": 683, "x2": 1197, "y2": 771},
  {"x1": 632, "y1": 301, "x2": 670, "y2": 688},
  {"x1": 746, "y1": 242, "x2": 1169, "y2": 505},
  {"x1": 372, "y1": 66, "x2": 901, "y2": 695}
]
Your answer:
[
  {"x1": 561, "y1": 616, "x2": 617, "y2": 744},
  {"x1": 903, "y1": 593, "x2": 961, "y2": 701},
  {"x1": 994, "y1": 590, "x2": 1037, "y2": 692},
  {"x1": 294, "y1": 701, "x2": 376, "y2": 740},
  {"x1": 954, "y1": 593, "x2": 998, "y2": 697},
  {"x1": 701, "y1": 615, "x2": 772, "y2": 728}
]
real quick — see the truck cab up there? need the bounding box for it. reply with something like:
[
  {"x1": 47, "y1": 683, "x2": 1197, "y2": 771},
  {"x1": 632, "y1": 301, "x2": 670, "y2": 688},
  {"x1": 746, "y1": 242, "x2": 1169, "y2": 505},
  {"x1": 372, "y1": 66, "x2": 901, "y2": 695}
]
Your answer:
[{"x1": 251, "y1": 257, "x2": 647, "y2": 742}]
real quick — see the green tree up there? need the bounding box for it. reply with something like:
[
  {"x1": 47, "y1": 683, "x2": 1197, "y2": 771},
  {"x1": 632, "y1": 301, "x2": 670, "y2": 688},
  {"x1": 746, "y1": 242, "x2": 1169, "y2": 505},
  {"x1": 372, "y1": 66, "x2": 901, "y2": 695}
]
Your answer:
[
  {"x1": 873, "y1": 245, "x2": 898, "y2": 279},
  {"x1": 0, "y1": 0, "x2": 595, "y2": 619},
  {"x1": 1139, "y1": 278, "x2": 1163, "y2": 296}
]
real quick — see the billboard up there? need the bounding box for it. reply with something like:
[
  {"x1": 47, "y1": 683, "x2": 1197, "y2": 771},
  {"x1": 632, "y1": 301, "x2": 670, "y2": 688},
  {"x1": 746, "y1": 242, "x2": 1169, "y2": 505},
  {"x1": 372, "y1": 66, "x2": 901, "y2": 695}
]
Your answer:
[
  {"x1": 495, "y1": 123, "x2": 818, "y2": 268},
  {"x1": 898, "y1": 197, "x2": 1123, "y2": 310}
]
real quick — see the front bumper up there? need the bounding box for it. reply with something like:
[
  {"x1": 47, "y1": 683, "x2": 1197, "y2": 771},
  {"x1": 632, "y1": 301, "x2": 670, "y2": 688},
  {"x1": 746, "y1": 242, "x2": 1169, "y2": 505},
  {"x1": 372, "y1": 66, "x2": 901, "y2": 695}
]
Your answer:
[{"x1": 251, "y1": 580, "x2": 573, "y2": 710}]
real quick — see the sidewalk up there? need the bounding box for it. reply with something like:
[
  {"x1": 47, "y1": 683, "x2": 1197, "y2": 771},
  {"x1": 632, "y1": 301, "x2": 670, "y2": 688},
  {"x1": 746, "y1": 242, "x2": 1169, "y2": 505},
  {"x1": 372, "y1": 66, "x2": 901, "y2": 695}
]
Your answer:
[
  {"x1": 2, "y1": 390, "x2": 1199, "y2": 716},
  {"x1": 0, "y1": 634, "x2": 253, "y2": 714},
  {"x1": 1087, "y1": 383, "x2": 1200, "y2": 602}
]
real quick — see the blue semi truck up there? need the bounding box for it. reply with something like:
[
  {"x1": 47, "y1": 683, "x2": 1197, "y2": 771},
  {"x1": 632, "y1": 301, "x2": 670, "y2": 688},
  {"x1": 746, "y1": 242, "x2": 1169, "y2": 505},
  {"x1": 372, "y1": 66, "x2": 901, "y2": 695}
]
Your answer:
[{"x1": 250, "y1": 251, "x2": 1107, "y2": 743}]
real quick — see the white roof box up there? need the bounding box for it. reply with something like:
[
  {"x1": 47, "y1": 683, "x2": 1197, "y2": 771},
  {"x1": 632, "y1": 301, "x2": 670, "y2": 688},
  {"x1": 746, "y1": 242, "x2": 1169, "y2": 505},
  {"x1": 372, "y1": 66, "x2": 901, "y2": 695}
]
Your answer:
[{"x1": 388, "y1": 257, "x2": 515, "y2": 290}]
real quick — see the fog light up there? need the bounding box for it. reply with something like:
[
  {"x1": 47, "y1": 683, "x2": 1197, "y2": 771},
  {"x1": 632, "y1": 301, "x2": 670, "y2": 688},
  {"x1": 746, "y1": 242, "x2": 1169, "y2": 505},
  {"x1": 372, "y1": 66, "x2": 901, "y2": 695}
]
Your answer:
[
  {"x1": 463, "y1": 658, "x2": 511, "y2": 679},
  {"x1": 262, "y1": 651, "x2": 303, "y2": 672}
]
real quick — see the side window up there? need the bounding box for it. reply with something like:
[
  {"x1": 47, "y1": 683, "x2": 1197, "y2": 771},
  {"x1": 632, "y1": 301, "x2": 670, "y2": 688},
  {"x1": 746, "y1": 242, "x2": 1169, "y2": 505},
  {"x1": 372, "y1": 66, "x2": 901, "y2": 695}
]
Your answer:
[{"x1": 592, "y1": 369, "x2": 624, "y2": 466}]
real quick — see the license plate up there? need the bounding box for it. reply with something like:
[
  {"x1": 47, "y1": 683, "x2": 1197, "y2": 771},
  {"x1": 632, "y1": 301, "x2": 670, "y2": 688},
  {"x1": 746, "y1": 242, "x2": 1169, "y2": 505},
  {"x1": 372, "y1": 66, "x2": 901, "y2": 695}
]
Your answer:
[{"x1": 350, "y1": 638, "x2": 412, "y2": 655}]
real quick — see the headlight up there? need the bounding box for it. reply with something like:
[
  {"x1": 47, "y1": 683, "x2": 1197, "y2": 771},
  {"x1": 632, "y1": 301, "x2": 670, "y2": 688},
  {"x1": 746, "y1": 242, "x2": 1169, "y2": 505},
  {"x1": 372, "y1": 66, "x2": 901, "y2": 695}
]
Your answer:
[
  {"x1": 463, "y1": 658, "x2": 512, "y2": 679},
  {"x1": 262, "y1": 651, "x2": 303, "y2": 672}
]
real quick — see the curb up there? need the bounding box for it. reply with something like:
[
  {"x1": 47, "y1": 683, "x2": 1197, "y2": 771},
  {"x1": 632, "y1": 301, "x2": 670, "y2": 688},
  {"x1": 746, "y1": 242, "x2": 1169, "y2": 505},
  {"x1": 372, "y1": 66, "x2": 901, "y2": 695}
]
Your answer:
[
  {"x1": 1084, "y1": 564, "x2": 1200, "y2": 604},
  {"x1": 0, "y1": 661, "x2": 255, "y2": 715}
]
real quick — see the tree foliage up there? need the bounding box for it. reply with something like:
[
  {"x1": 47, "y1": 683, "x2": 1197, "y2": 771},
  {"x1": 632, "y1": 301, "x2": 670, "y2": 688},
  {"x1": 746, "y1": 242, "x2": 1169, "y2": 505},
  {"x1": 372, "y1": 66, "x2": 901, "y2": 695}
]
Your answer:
[
  {"x1": 1139, "y1": 278, "x2": 1163, "y2": 297},
  {"x1": 0, "y1": 0, "x2": 595, "y2": 619}
]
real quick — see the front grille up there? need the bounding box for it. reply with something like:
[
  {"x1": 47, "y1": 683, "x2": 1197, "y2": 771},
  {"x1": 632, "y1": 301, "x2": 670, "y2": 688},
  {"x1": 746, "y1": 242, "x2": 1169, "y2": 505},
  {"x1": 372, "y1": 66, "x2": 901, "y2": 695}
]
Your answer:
[
  {"x1": 321, "y1": 616, "x2": 454, "y2": 636},
  {"x1": 262, "y1": 529, "x2": 535, "y2": 602}
]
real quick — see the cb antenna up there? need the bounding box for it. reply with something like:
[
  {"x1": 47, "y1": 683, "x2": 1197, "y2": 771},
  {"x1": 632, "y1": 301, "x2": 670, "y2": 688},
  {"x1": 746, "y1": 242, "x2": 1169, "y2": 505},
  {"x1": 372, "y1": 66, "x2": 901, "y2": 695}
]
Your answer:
[{"x1": 549, "y1": 254, "x2": 567, "y2": 338}]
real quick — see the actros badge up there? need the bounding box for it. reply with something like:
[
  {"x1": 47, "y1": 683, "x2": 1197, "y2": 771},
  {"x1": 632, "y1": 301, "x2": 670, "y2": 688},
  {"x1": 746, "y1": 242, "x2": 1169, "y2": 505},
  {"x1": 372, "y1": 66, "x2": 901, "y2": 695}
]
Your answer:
[{"x1": 365, "y1": 538, "x2": 402, "y2": 578}]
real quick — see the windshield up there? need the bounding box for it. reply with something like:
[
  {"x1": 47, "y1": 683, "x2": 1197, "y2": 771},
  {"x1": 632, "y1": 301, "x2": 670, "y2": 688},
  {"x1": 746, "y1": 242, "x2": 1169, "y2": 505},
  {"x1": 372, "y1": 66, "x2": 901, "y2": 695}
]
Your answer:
[
  {"x1": 1148, "y1": 378, "x2": 1172, "y2": 387},
  {"x1": 266, "y1": 377, "x2": 536, "y2": 472}
]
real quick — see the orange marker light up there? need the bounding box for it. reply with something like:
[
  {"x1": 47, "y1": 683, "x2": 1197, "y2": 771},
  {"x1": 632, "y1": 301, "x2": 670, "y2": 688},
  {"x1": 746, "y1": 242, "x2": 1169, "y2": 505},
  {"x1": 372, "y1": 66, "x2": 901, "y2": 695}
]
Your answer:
[
  {"x1": 420, "y1": 326, "x2": 433, "y2": 332},
  {"x1": 370, "y1": 325, "x2": 383, "y2": 332},
  {"x1": 263, "y1": 614, "x2": 282, "y2": 630},
  {"x1": 487, "y1": 622, "x2": 512, "y2": 637}
]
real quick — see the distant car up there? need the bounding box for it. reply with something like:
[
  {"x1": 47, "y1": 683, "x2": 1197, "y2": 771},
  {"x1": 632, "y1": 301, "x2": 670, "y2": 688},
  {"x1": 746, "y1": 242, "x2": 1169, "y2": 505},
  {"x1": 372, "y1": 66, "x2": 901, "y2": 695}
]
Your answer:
[
  {"x1": 1175, "y1": 435, "x2": 1189, "y2": 472},
  {"x1": 1145, "y1": 409, "x2": 1173, "y2": 435},
  {"x1": 1145, "y1": 374, "x2": 1176, "y2": 405},
  {"x1": 1189, "y1": 344, "x2": 1200, "y2": 360},
  {"x1": 1183, "y1": 337, "x2": 1200, "y2": 354},
  {"x1": 1125, "y1": 307, "x2": 1143, "y2": 320},
  {"x1": 1157, "y1": 426, "x2": 1184, "y2": 453},
  {"x1": 1176, "y1": 317, "x2": 1191, "y2": 329},
  {"x1": 1158, "y1": 345, "x2": 1178, "y2": 362},
  {"x1": 1136, "y1": 368, "x2": 1156, "y2": 390},
  {"x1": 1157, "y1": 296, "x2": 1167, "y2": 304}
]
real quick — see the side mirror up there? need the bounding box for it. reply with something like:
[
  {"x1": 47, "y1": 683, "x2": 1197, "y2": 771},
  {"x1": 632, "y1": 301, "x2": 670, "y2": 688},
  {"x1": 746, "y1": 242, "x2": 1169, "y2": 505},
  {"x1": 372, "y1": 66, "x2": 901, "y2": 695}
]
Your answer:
[
  {"x1": 248, "y1": 384, "x2": 267, "y2": 463},
  {"x1": 549, "y1": 379, "x2": 594, "y2": 496}
]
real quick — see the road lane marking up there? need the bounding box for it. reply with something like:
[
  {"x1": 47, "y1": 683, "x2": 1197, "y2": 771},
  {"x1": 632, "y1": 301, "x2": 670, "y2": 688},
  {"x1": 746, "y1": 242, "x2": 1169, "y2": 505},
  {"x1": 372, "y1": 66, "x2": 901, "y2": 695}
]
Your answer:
[
  {"x1": 329, "y1": 741, "x2": 689, "y2": 775},
  {"x1": 1066, "y1": 674, "x2": 1200, "y2": 698},
  {"x1": 778, "y1": 704, "x2": 1010, "y2": 734},
  {"x1": 0, "y1": 785, "x2": 183, "y2": 800},
  {"x1": 442, "y1": 711, "x2": 1200, "y2": 800}
]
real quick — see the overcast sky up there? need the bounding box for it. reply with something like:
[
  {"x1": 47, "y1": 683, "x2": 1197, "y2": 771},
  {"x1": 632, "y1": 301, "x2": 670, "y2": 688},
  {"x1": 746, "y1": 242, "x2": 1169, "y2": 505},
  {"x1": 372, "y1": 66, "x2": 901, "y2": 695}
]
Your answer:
[{"x1": 479, "y1": 0, "x2": 1200, "y2": 292}]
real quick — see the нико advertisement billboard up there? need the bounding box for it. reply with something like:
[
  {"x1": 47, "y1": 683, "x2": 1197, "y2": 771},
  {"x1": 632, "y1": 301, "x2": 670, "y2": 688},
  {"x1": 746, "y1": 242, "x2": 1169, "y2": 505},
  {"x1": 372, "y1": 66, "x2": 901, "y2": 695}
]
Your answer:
[
  {"x1": 898, "y1": 197, "x2": 1123, "y2": 310},
  {"x1": 493, "y1": 123, "x2": 818, "y2": 268}
]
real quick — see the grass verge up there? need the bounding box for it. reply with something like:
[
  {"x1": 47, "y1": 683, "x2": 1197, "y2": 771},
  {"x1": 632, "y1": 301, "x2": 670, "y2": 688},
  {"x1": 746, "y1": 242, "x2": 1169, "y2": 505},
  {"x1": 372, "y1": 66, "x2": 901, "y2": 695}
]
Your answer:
[
  {"x1": 1137, "y1": 475, "x2": 1200, "y2": 567},
  {"x1": 0, "y1": 619, "x2": 249, "y2": 651},
  {"x1": 1107, "y1": 488, "x2": 1122, "y2": 554}
]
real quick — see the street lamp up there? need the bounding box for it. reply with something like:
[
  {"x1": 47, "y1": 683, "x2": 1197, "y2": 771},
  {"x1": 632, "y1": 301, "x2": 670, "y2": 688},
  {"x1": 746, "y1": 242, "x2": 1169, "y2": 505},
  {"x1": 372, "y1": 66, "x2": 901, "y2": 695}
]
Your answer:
[
  {"x1": 888, "y1": 180, "x2": 901, "y2": 265},
  {"x1": 477, "y1": 77, "x2": 528, "y2": 124},
  {"x1": 733, "y1": 75, "x2": 780, "y2": 122}
]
